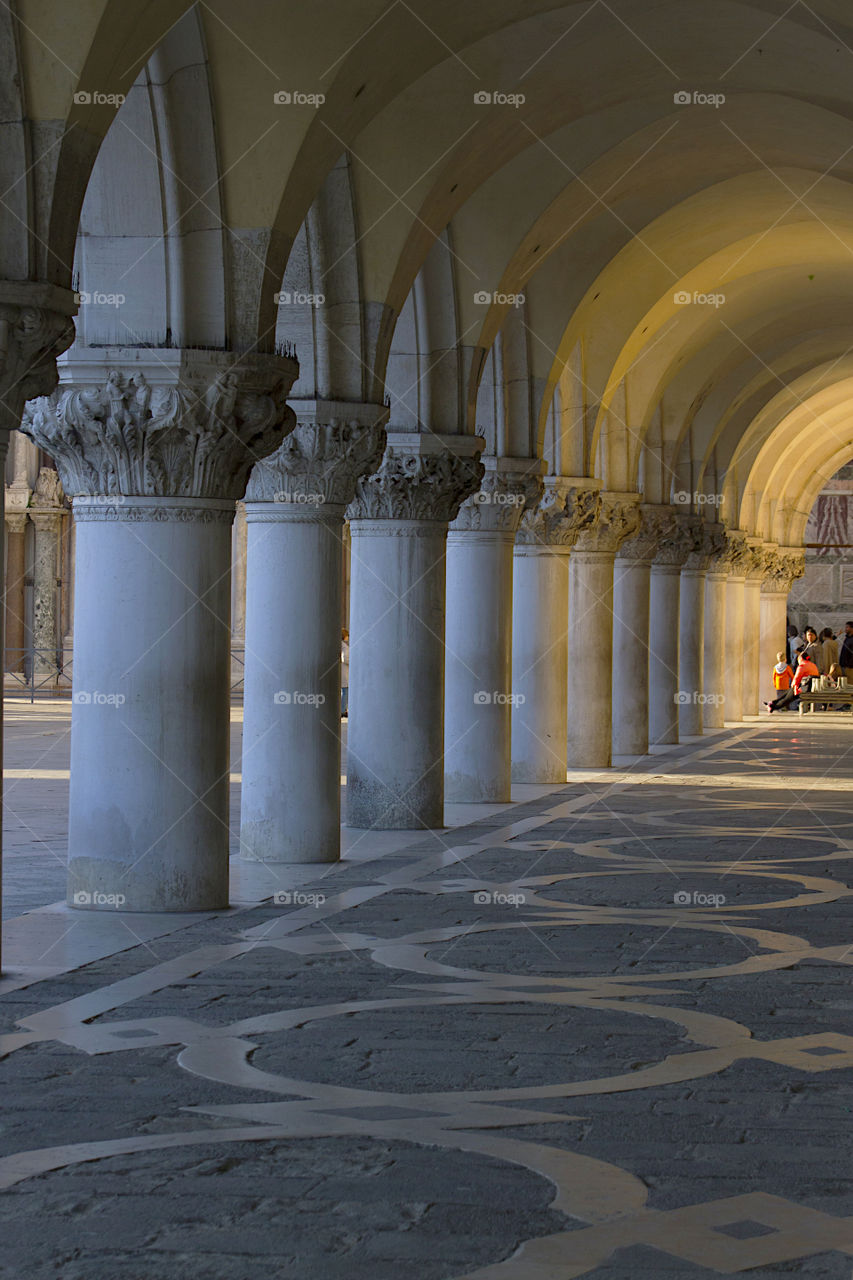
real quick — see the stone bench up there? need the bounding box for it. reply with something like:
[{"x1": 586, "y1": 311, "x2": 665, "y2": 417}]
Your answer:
[{"x1": 798, "y1": 689, "x2": 853, "y2": 714}]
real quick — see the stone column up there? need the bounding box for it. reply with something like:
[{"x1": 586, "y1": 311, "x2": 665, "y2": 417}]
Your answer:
[
  {"x1": 230, "y1": 501, "x2": 247, "y2": 684},
  {"x1": 5, "y1": 433, "x2": 32, "y2": 672},
  {"x1": 345, "y1": 433, "x2": 483, "y2": 829},
  {"x1": 742, "y1": 546, "x2": 767, "y2": 717},
  {"x1": 444, "y1": 459, "x2": 543, "y2": 803},
  {"x1": 29, "y1": 468, "x2": 64, "y2": 676},
  {"x1": 722, "y1": 532, "x2": 751, "y2": 723},
  {"x1": 61, "y1": 515, "x2": 74, "y2": 662},
  {"x1": 648, "y1": 511, "x2": 697, "y2": 748},
  {"x1": 612, "y1": 505, "x2": 663, "y2": 757},
  {"x1": 679, "y1": 524, "x2": 725, "y2": 738},
  {"x1": 23, "y1": 350, "x2": 298, "y2": 911},
  {"x1": 759, "y1": 549, "x2": 805, "y2": 704},
  {"x1": 567, "y1": 492, "x2": 640, "y2": 769},
  {"x1": 0, "y1": 287, "x2": 77, "y2": 968},
  {"x1": 512, "y1": 481, "x2": 599, "y2": 782},
  {"x1": 239, "y1": 405, "x2": 386, "y2": 863},
  {"x1": 703, "y1": 567, "x2": 728, "y2": 731},
  {"x1": 4, "y1": 510, "x2": 28, "y2": 671}
]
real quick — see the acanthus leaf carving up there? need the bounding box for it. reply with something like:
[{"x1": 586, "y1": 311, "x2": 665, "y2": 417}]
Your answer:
[
  {"x1": 516, "y1": 482, "x2": 601, "y2": 547},
  {"x1": 761, "y1": 547, "x2": 806, "y2": 592},
  {"x1": 21, "y1": 354, "x2": 299, "y2": 501},
  {"x1": 711, "y1": 529, "x2": 751, "y2": 575},
  {"x1": 573, "y1": 492, "x2": 641, "y2": 554},
  {"x1": 246, "y1": 418, "x2": 387, "y2": 507},
  {"x1": 684, "y1": 522, "x2": 728, "y2": 571},
  {"x1": 346, "y1": 445, "x2": 485, "y2": 523},
  {"x1": 451, "y1": 469, "x2": 543, "y2": 533}
]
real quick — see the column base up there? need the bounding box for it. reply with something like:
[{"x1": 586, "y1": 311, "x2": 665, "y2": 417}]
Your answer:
[
  {"x1": 67, "y1": 855, "x2": 228, "y2": 914},
  {"x1": 347, "y1": 780, "x2": 443, "y2": 831}
]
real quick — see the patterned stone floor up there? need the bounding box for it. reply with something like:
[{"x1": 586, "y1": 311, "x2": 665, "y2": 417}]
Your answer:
[{"x1": 2, "y1": 714, "x2": 853, "y2": 1277}]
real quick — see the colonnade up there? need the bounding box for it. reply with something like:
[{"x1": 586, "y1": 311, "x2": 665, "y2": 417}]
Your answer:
[{"x1": 17, "y1": 353, "x2": 806, "y2": 918}]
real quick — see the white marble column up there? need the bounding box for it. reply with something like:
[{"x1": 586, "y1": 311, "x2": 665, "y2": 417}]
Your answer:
[
  {"x1": 648, "y1": 512, "x2": 696, "y2": 748},
  {"x1": 678, "y1": 524, "x2": 725, "y2": 738},
  {"x1": 239, "y1": 409, "x2": 386, "y2": 863},
  {"x1": 0, "y1": 287, "x2": 76, "y2": 968},
  {"x1": 678, "y1": 567, "x2": 705, "y2": 737},
  {"x1": 512, "y1": 482, "x2": 599, "y2": 782},
  {"x1": 759, "y1": 548, "x2": 805, "y2": 704},
  {"x1": 230, "y1": 501, "x2": 247, "y2": 686},
  {"x1": 724, "y1": 577, "x2": 747, "y2": 722},
  {"x1": 703, "y1": 569, "x2": 728, "y2": 729},
  {"x1": 23, "y1": 351, "x2": 298, "y2": 911},
  {"x1": 445, "y1": 460, "x2": 542, "y2": 803},
  {"x1": 742, "y1": 552, "x2": 766, "y2": 717},
  {"x1": 612, "y1": 505, "x2": 663, "y2": 757},
  {"x1": 346, "y1": 434, "x2": 484, "y2": 829},
  {"x1": 649, "y1": 565, "x2": 682, "y2": 746},
  {"x1": 60, "y1": 512, "x2": 74, "y2": 661},
  {"x1": 567, "y1": 493, "x2": 640, "y2": 769}
]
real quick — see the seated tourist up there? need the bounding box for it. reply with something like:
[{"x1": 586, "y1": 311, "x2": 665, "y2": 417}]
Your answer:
[{"x1": 766, "y1": 650, "x2": 818, "y2": 713}]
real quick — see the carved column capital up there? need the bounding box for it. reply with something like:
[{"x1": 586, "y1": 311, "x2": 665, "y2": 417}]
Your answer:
[
  {"x1": 761, "y1": 546, "x2": 806, "y2": 593},
  {"x1": 516, "y1": 479, "x2": 601, "y2": 548},
  {"x1": 573, "y1": 491, "x2": 641, "y2": 554},
  {"x1": 684, "y1": 521, "x2": 727, "y2": 571},
  {"x1": 5, "y1": 480, "x2": 31, "y2": 521},
  {"x1": 617, "y1": 504, "x2": 694, "y2": 565},
  {"x1": 346, "y1": 435, "x2": 485, "y2": 524},
  {"x1": 21, "y1": 349, "x2": 299, "y2": 501},
  {"x1": 743, "y1": 539, "x2": 770, "y2": 582},
  {"x1": 4, "y1": 509, "x2": 28, "y2": 535},
  {"x1": 710, "y1": 529, "x2": 751, "y2": 576},
  {"x1": 28, "y1": 507, "x2": 64, "y2": 534},
  {"x1": 651, "y1": 509, "x2": 701, "y2": 567},
  {"x1": 451, "y1": 458, "x2": 544, "y2": 534},
  {"x1": 0, "y1": 290, "x2": 76, "y2": 435},
  {"x1": 246, "y1": 404, "x2": 388, "y2": 510}
]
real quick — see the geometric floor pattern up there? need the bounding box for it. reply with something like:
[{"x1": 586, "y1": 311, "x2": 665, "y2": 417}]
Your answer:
[{"x1": 2, "y1": 719, "x2": 853, "y2": 1277}]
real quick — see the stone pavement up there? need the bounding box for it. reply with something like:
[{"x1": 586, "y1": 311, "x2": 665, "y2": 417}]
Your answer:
[{"x1": 2, "y1": 711, "x2": 853, "y2": 1276}]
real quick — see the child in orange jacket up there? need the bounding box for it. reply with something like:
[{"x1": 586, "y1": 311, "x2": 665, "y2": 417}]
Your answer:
[
  {"x1": 766, "y1": 651, "x2": 818, "y2": 712},
  {"x1": 772, "y1": 652, "x2": 793, "y2": 691}
]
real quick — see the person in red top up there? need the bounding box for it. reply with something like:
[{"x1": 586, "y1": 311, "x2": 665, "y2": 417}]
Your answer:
[{"x1": 766, "y1": 650, "x2": 818, "y2": 712}]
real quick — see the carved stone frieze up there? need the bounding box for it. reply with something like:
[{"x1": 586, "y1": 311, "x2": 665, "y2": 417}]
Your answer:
[
  {"x1": 21, "y1": 353, "x2": 299, "y2": 501},
  {"x1": 71, "y1": 499, "x2": 236, "y2": 525}
]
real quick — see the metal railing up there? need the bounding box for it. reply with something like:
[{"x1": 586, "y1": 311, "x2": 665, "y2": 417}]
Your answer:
[
  {"x1": 4, "y1": 648, "x2": 73, "y2": 702},
  {"x1": 4, "y1": 647, "x2": 248, "y2": 703},
  {"x1": 230, "y1": 648, "x2": 245, "y2": 701}
]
